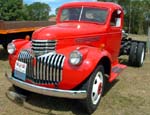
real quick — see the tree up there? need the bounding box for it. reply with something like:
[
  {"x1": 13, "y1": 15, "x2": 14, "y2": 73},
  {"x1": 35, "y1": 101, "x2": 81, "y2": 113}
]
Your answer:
[
  {"x1": 26, "y1": 2, "x2": 51, "y2": 21},
  {"x1": 97, "y1": 0, "x2": 150, "y2": 34},
  {"x1": 0, "y1": 0, "x2": 23, "y2": 21},
  {"x1": 21, "y1": 4, "x2": 30, "y2": 20},
  {"x1": 55, "y1": 7, "x2": 60, "y2": 15}
]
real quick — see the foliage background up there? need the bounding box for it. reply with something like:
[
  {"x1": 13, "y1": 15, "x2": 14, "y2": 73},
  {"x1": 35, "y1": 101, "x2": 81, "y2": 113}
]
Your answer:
[
  {"x1": 0, "y1": 0, "x2": 150, "y2": 34},
  {"x1": 0, "y1": 0, "x2": 50, "y2": 21},
  {"x1": 98, "y1": 0, "x2": 150, "y2": 34}
]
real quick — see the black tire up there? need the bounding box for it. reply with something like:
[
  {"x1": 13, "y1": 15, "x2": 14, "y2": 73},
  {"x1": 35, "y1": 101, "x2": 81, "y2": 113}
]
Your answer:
[
  {"x1": 128, "y1": 42, "x2": 137, "y2": 66},
  {"x1": 81, "y1": 65, "x2": 105, "y2": 114},
  {"x1": 136, "y1": 43, "x2": 145, "y2": 67}
]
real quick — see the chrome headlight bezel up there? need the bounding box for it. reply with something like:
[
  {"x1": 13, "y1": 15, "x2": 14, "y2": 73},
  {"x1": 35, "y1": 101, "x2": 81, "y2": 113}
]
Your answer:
[
  {"x1": 69, "y1": 50, "x2": 83, "y2": 66},
  {"x1": 7, "y1": 43, "x2": 16, "y2": 54}
]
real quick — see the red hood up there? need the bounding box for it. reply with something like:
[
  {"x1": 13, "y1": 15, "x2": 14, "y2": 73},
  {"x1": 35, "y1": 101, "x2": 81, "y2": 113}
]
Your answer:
[{"x1": 32, "y1": 22, "x2": 107, "y2": 40}]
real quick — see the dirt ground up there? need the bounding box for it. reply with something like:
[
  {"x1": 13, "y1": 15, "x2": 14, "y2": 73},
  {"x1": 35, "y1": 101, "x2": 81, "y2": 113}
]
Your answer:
[{"x1": 0, "y1": 35, "x2": 150, "y2": 115}]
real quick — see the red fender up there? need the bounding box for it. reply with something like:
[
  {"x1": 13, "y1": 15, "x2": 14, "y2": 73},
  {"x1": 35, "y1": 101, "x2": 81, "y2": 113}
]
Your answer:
[
  {"x1": 57, "y1": 45, "x2": 112, "y2": 90},
  {"x1": 9, "y1": 39, "x2": 30, "y2": 70},
  {"x1": 9, "y1": 44, "x2": 112, "y2": 90}
]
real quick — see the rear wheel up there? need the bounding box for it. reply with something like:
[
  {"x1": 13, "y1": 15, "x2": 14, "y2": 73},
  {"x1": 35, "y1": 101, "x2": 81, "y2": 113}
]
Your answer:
[
  {"x1": 136, "y1": 43, "x2": 145, "y2": 67},
  {"x1": 81, "y1": 65, "x2": 105, "y2": 114},
  {"x1": 128, "y1": 42, "x2": 145, "y2": 67},
  {"x1": 128, "y1": 42, "x2": 137, "y2": 66}
]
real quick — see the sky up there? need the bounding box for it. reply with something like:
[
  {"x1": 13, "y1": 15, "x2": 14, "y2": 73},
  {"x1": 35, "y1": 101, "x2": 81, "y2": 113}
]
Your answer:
[{"x1": 24, "y1": 0, "x2": 97, "y2": 15}]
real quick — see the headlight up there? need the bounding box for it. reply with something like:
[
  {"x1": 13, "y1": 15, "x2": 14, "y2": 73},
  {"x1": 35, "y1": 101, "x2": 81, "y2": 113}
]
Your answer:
[
  {"x1": 7, "y1": 43, "x2": 16, "y2": 54},
  {"x1": 69, "y1": 50, "x2": 82, "y2": 65}
]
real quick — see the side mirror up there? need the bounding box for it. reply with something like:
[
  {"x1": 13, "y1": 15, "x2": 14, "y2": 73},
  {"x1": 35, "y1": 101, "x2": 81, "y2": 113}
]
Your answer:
[{"x1": 117, "y1": 10, "x2": 121, "y2": 15}]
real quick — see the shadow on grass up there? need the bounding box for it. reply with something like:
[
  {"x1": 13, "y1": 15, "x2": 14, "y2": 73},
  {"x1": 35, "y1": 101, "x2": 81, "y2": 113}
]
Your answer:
[
  {"x1": 0, "y1": 47, "x2": 8, "y2": 61},
  {"x1": 7, "y1": 86, "x2": 88, "y2": 115},
  {"x1": 103, "y1": 79, "x2": 119, "y2": 96},
  {"x1": 24, "y1": 80, "x2": 120, "y2": 115},
  {"x1": 26, "y1": 94, "x2": 88, "y2": 115},
  {"x1": 7, "y1": 79, "x2": 120, "y2": 115}
]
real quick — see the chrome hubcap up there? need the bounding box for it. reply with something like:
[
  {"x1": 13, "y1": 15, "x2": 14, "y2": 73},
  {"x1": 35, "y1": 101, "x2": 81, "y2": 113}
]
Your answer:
[
  {"x1": 91, "y1": 71, "x2": 103, "y2": 105},
  {"x1": 140, "y1": 48, "x2": 144, "y2": 64}
]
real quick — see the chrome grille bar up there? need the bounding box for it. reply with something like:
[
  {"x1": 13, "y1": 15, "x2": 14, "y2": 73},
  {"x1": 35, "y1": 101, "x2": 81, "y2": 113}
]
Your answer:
[
  {"x1": 17, "y1": 50, "x2": 65, "y2": 84},
  {"x1": 32, "y1": 40, "x2": 57, "y2": 56},
  {"x1": 18, "y1": 50, "x2": 34, "y2": 80}
]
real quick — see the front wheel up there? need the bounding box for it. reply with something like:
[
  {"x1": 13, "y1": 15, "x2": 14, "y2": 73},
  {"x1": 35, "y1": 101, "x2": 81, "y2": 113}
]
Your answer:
[{"x1": 81, "y1": 65, "x2": 105, "y2": 114}]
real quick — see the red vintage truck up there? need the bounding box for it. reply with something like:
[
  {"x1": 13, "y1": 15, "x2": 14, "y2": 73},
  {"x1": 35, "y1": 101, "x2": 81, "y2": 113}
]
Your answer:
[{"x1": 5, "y1": 2, "x2": 146, "y2": 114}]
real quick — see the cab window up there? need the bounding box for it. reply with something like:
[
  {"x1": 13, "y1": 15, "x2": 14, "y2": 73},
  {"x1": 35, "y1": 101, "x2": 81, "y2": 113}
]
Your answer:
[{"x1": 110, "y1": 10, "x2": 122, "y2": 27}]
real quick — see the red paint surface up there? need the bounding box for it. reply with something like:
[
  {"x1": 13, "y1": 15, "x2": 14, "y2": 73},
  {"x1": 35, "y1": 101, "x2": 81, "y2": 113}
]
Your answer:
[{"x1": 9, "y1": 2, "x2": 125, "y2": 90}]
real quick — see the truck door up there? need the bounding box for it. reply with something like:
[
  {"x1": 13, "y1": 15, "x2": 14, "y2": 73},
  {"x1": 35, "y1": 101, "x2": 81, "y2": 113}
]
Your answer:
[{"x1": 107, "y1": 9, "x2": 122, "y2": 62}]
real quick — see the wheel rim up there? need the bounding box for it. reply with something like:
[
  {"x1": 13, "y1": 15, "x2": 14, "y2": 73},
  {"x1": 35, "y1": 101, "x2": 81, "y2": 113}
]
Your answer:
[
  {"x1": 91, "y1": 71, "x2": 103, "y2": 105},
  {"x1": 140, "y1": 48, "x2": 145, "y2": 64}
]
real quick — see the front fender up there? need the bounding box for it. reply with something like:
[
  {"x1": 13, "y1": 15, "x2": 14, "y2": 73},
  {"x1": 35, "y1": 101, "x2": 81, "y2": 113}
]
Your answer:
[
  {"x1": 9, "y1": 39, "x2": 31, "y2": 70},
  {"x1": 57, "y1": 45, "x2": 112, "y2": 90}
]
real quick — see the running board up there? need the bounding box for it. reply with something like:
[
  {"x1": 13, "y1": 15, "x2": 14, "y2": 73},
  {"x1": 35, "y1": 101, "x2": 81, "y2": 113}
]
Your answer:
[{"x1": 109, "y1": 64, "x2": 126, "y2": 82}]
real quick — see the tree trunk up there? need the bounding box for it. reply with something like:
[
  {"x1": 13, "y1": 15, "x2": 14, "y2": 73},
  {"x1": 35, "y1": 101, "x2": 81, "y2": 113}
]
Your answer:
[{"x1": 138, "y1": 19, "x2": 144, "y2": 35}]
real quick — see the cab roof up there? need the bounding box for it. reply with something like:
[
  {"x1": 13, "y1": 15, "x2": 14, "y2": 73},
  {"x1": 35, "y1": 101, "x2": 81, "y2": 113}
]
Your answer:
[{"x1": 61, "y1": 2, "x2": 122, "y2": 10}]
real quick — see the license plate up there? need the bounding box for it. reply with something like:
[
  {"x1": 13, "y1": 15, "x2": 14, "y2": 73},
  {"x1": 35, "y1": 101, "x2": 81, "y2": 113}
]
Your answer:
[{"x1": 14, "y1": 60, "x2": 27, "y2": 81}]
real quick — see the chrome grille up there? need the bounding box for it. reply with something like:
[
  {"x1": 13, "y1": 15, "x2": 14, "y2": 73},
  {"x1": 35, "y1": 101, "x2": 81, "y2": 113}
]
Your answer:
[
  {"x1": 32, "y1": 40, "x2": 57, "y2": 56},
  {"x1": 18, "y1": 50, "x2": 34, "y2": 79},
  {"x1": 17, "y1": 50, "x2": 65, "y2": 84}
]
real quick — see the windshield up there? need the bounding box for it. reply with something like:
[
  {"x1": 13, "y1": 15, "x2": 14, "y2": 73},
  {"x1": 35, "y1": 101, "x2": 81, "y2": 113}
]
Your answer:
[{"x1": 60, "y1": 7, "x2": 108, "y2": 23}]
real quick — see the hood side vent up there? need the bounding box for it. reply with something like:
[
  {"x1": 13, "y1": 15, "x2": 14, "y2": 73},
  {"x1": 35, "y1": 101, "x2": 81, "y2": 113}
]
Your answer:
[{"x1": 32, "y1": 40, "x2": 57, "y2": 56}]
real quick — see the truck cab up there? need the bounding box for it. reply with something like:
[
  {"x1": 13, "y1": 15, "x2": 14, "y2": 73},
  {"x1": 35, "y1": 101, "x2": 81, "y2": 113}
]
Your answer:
[
  {"x1": 6, "y1": 2, "x2": 140, "y2": 114},
  {"x1": 31, "y1": 2, "x2": 123, "y2": 63}
]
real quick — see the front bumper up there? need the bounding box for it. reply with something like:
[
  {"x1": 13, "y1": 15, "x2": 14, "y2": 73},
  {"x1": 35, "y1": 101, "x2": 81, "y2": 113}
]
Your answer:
[{"x1": 5, "y1": 73, "x2": 87, "y2": 99}]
